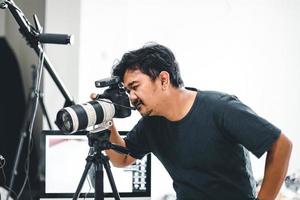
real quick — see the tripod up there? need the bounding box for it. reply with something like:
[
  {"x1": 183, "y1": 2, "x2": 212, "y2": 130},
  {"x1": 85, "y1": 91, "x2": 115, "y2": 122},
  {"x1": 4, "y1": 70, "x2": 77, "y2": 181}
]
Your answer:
[{"x1": 73, "y1": 130, "x2": 129, "y2": 200}]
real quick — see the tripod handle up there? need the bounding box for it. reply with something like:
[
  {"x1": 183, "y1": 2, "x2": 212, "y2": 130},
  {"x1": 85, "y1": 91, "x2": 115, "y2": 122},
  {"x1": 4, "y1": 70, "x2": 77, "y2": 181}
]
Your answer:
[
  {"x1": 110, "y1": 143, "x2": 129, "y2": 155},
  {"x1": 99, "y1": 140, "x2": 129, "y2": 155},
  {"x1": 38, "y1": 33, "x2": 74, "y2": 45}
]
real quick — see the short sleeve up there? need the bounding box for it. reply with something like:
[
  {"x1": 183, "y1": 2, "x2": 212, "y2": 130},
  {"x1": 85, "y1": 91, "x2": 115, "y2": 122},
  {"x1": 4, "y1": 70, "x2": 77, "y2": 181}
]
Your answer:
[
  {"x1": 124, "y1": 118, "x2": 151, "y2": 159},
  {"x1": 218, "y1": 95, "x2": 281, "y2": 158}
]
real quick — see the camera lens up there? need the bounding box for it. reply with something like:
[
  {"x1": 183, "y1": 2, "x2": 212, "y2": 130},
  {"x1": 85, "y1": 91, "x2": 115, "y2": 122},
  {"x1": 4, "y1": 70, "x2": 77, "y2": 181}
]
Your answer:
[
  {"x1": 56, "y1": 109, "x2": 75, "y2": 132},
  {"x1": 62, "y1": 112, "x2": 73, "y2": 131},
  {"x1": 55, "y1": 99, "x2": 115, "y2": 133}
]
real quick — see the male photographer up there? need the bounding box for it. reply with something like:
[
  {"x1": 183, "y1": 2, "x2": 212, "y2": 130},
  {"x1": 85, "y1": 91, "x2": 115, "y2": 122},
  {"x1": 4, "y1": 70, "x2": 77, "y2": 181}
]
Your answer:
[{"x1": 92, "y1": 43, "x2": 292, "y2": 200}]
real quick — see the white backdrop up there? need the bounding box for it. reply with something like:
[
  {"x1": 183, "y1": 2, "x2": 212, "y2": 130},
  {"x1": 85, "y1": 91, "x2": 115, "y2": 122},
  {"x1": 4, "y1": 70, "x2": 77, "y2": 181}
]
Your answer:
[{"x1": 78, "y1": 0, "x2": 300, "y2": 199}]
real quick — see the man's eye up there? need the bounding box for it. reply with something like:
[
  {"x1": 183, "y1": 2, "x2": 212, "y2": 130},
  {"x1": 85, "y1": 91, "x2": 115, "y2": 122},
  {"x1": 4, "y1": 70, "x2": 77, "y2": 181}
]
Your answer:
[
  {"x1": 125, "y1": 88, "x2": 130, "y2": 94},
  {"x1": 132, "y1": 86, "x2": 138, "y2": 90}
]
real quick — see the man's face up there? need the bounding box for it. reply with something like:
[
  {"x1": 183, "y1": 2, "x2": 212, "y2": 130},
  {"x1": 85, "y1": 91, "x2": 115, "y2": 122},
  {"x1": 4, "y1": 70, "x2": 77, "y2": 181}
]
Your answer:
[{"x1": 123, "y1": 69, "x2": 162, "y2": 117}]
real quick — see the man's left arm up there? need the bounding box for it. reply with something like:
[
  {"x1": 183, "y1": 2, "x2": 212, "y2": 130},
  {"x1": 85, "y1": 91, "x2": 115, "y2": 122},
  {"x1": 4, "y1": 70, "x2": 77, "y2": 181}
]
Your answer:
[{"x1": 257, "y1": 132, "x2": 293, "y2": 200}]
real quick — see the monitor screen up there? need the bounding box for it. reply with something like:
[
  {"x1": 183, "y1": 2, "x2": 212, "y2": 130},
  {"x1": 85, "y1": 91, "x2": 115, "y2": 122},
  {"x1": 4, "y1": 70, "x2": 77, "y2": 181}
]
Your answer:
[{"x1": 41, "y1": 130, "x2": 150, "y2": 199}]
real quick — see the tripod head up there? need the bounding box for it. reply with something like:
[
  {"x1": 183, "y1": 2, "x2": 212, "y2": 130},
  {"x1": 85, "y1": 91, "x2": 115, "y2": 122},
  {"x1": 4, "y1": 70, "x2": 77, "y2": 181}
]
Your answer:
[{"x1": 87, "y1": 129, "x2": 129, "y2": 155}]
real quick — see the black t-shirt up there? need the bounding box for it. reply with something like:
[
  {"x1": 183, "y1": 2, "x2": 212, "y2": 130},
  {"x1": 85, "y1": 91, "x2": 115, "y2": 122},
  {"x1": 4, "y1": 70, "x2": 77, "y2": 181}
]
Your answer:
[{"x1": 124, "y1": 90, "x2": 281, "y2": 200}]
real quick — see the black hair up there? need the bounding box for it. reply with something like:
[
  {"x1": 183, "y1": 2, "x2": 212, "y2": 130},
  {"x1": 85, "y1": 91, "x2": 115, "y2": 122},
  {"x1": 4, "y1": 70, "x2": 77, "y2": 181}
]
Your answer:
[{"x1": 112, "y1": 43, "x2": 184, "y2": 88}]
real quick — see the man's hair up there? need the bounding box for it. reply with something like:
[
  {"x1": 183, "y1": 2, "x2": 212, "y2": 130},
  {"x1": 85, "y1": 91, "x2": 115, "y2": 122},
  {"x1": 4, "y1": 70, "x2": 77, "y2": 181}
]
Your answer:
[{"x1": 112, "y1": 43, "x2": 184, "y2": 87}]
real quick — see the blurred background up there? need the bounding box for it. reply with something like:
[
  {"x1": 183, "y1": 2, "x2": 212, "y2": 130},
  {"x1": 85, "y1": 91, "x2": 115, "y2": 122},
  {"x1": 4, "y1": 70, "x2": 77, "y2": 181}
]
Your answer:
[{"x1": 0, "y1": 0, "x2": 299, "y2": 199}]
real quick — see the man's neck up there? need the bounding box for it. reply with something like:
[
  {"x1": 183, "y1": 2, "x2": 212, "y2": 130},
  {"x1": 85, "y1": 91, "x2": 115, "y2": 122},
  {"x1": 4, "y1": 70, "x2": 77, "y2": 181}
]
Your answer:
[{"x1": 161, "y1": 87, "x2": 197, "y2": 121}]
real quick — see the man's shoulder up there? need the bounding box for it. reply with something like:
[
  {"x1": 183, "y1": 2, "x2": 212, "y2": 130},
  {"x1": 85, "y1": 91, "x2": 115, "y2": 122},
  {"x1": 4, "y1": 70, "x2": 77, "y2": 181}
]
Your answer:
[
  {"x1": 192, "y1": 90, "x2": 242, "y2": 114},
  {"x1": 185, "y1": 87, "x2": 231, "y2": 100},
  {"x1": 198, "y1": 90, "x2": 236, "y2": 102}
]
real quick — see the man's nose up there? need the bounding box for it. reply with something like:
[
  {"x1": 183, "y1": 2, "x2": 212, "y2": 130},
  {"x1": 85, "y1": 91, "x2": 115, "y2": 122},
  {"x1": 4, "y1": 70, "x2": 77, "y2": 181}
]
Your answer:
[{"x1": 129, "y1": 90, "x2": 137, "y2": 101}]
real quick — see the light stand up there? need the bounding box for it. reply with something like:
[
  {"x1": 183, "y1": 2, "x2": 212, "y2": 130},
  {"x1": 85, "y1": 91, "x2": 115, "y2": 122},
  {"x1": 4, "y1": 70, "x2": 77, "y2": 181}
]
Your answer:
[
  {"x1": 1, "y1": 0, "x2": 75, "y2": 199},
  {"x1": 2, "y1": 0, "x2": 75, "y2": 107},
  {"x1": 30, "y1": 64, "x2": 53, "y2": 130},
  {"x1": 73, "y1": 130, "x2": 129, "y2": 200}
]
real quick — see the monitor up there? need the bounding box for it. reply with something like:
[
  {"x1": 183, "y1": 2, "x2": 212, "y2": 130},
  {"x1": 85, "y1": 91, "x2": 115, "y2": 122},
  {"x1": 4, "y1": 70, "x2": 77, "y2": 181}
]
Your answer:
[{"x1": 40, "y1": 130, "x2": 151, "y2": 199}]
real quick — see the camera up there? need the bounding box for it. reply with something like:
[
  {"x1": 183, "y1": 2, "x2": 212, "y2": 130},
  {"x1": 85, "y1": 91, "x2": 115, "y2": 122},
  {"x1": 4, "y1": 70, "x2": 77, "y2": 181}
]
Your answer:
[{"x1": 55, "y1": 76, "x2": 131, "y2": 133}]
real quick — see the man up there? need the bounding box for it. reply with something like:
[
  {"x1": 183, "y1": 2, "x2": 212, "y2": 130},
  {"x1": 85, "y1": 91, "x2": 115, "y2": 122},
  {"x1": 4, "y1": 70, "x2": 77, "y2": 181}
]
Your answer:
[{"x1": 94, "y1": 43, "x2": 292, "y2": 199}]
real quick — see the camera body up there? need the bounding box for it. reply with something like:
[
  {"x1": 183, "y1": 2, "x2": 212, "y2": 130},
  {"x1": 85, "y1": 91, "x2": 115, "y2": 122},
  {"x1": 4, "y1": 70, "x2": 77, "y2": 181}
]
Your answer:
[
  {"x1": 94, "y1": 76, "x2": 131, "y2": 118},
  {"x1": 55, "y1": 76, "x2": 131, "y2": 133}
]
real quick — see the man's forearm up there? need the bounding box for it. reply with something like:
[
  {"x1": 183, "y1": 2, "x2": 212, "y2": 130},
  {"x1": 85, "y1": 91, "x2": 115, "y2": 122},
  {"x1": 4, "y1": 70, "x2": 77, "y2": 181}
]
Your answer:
[
  {"x1": 257, "y1": 133, "x2": 292, "y2": 200},
  {"x1": 105, "y1": 123, "x2": 136, "y2": 167}
]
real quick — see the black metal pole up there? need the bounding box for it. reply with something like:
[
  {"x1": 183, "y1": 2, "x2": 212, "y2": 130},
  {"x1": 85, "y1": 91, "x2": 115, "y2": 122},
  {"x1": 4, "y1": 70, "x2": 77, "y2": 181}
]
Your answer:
[
  {"x1": 6, "y1": 0, "x2": 75, "y2": 107},
  {"x1": 33, "y1": 47, "x2": 75, "y2": 106},
  {"x1": 6, "y1": 130, "x2": 27, "y2": 199},
  {"x1": 39, "y1": 92, "x2": 53, "y2": 129}
]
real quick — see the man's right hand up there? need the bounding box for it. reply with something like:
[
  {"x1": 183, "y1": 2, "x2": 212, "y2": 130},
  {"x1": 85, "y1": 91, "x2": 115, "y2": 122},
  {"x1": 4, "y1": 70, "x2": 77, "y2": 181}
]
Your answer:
[
  {"x1": 105, "y1": 123, "x2": 137, "y2": 167},
  {"x1": 90, "y1": 93, "x2": 97, "y2": 100}
]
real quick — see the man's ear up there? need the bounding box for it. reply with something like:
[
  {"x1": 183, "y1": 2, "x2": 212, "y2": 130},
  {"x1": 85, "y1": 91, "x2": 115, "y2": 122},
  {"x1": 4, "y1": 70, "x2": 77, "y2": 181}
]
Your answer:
[{"x1": 159, "y1": 71, "x2": 170, "y2": 89}]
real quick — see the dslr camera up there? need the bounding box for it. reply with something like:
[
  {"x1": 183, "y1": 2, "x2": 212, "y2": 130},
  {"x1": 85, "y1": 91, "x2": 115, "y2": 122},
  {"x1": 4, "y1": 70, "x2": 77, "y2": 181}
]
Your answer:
[{"x1": 55, "y1": 76, "x2": 131, "y2": 133}]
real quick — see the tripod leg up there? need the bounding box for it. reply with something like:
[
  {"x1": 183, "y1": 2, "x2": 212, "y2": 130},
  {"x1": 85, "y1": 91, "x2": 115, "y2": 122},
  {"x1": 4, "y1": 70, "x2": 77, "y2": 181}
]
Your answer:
[
  {"x1": 73, "y1": 157, "x2": 93, "y2": 200},
  {"x1": 94, "y1": 162, "x2": 104, "y2": 200},
  {"x1": 102, "y1": 156, "x2": 120, "y2": 200}
]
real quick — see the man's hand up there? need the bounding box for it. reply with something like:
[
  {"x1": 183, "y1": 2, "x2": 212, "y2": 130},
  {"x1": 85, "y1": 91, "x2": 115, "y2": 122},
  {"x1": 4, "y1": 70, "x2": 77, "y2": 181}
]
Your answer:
[{"x1": 90, "y1": 93, "x2": 97, "y2": 100}]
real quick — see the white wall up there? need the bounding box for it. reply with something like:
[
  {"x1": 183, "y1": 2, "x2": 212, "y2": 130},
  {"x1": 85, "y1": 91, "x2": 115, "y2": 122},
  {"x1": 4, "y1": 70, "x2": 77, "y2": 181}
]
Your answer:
[
  {"x1": 79, "y1": 0, "x2": 300, "y2": 199},
  {"x1": 0, "y1": 10, "x2": 5, "y2": 36},
  {"x1": 43, "y1": 0, "x2": 81, "y2": 128}
]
